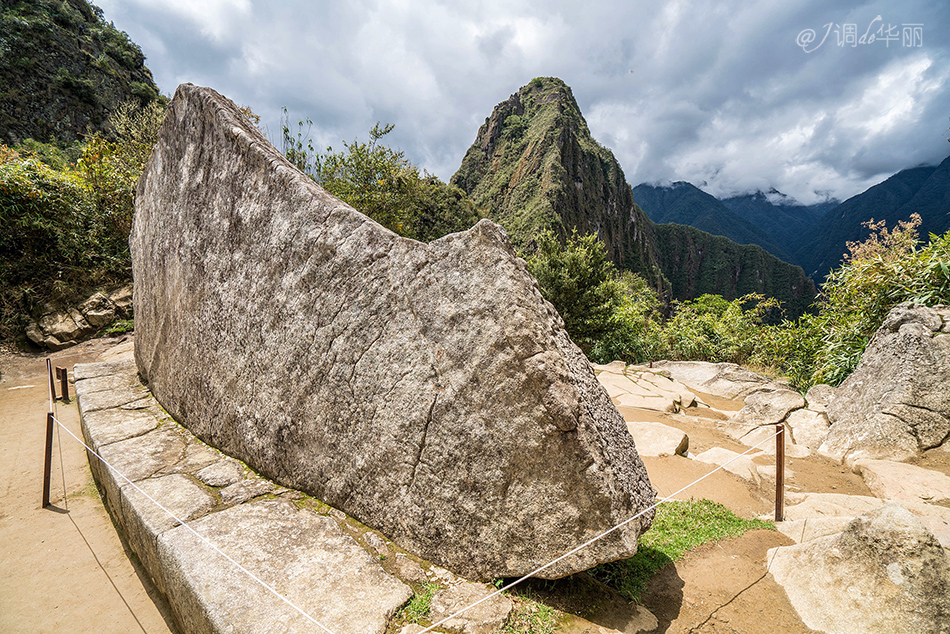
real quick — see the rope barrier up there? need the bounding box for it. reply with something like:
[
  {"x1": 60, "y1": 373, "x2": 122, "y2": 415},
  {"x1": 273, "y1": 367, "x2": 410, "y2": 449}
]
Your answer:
[
  {"x1": 50, "y1": 387, "x2": 783, "y2": 634},
  {"x1": 51, "y1": 415, "x2": 338, "y2": 634},
  {"x1": 418, "y1": 427, "x2": 784, "y2": 633}
]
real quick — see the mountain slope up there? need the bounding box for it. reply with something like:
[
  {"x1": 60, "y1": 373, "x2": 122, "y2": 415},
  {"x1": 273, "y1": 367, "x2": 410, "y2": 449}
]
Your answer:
[
  {"x1": 633, "y1": 182, "x2": 792, "y2": 262},
  {"x1": 719, "y1": 191, "x2": 835, "y2": 256},
  {"x1": 0, "y1": 0, "x2": 161, "y2": 146},
  {"x1": 452, "y1": 77, "x2": 816, "y2": 316},
  {"x1": 654, "y1": 223, "x2": 815, "y2": 319},
  {"x1": 794, "y1": 158, "x2": 950, "y2": 279},
  {"x1": 452, "y1": 77, "x2": 665, "y2": 289}
]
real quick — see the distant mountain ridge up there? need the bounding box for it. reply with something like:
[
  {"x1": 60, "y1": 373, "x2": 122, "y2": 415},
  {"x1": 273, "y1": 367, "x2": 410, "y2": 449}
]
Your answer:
[
  {"x1": 633, "y1": 182, "x2": 793, "y2": 262},
  {"x1": 794, "y1": 157, "x2": 950, "y2": 280},
  {"x1": 452, "y1": 77, "x2": 816, "y2": 316},
  {"x1": 633, "y1": 153, "x2": 950, "y2": 282}
]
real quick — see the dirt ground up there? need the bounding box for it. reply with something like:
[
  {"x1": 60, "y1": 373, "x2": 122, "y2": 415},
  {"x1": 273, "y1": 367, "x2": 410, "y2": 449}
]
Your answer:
[{"x1": 0, "y1": 336, "x2": 175, "y2": 634}]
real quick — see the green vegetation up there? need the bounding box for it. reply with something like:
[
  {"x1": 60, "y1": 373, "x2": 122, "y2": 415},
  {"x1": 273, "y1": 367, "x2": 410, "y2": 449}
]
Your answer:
[
  {"x1": 0, "y1": 0, "x2": 162, "y2": 146},
  {"x1": 103, "y1": 319, "x2": 133, "y2": 335},
  {"x1": 526, "y1": 231, "x2": 782, "y2": 366},
  {"x1": 532, "y1": 218, "x2": 950, "y2": 390},
  {"x1": 759, "y1": 214, "x2": 950, "y2": 389},
  {"x1": 0, "y1": 99, "x2": 165, "y2": 341},
  {"x1": 590, "y1": 499, "x2": 774, "y2": 601},
  {"x1": 281, "y1": 118, "x2": 482, "y2": 242},
  {"x1": 398, "y1": 581, "x2": 440, "y2": 624},
  {"x1": 526, "y1": 230, "x2": 628, "y2": 355},
  {"x1": 501, "y1": 594, "x2": 558, "y2": 634}
]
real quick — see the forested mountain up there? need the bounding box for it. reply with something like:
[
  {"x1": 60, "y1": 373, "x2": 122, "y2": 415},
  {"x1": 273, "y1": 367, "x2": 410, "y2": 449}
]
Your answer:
[
  {"x1": 719, "y1": 191, "x2": 836, "y2": 256},
  {"x1": 794, "y1": 157, "x2": 950, "y2": 280},
  {"x1": 452, "y1": 77, "x2": 816, "y2": 316},
  {"x1": 0, "y1": 0, "x2": 162, "y2": 146},
  {"x1": 633, "y1": 182, "x2": 792, "y2": 262}
]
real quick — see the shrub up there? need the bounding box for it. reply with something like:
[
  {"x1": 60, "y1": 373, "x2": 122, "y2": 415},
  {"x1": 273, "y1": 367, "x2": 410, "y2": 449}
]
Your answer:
[
  {"x1": 764, "y1": 214, "x2": 950, "y2": 389},
  {"x1": 526, "y1": 230, "x2": 627, "y2": 355},
  {"x1": 281, "y1": 118, "x2": 481, "y2": 241}
]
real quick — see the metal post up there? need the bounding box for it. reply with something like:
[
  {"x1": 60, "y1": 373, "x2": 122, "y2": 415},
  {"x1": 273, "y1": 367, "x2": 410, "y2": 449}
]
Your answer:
[
  {"x1": 775, "y1": 422, "x2": 785, "y2": 522},
  {"x1": 43, "y1": 412, "x2": 54, "y2": 508},
  {"x1": 57, "y1": 367, "x2": 69, "y2": 403}
]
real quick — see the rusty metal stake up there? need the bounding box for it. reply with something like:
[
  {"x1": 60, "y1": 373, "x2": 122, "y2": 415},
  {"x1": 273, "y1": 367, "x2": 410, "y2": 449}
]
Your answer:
[
  {"x1": 775, "y1": 422, "x2": 785, "y2": 522},
  {"x1": 56, "y1": 367, "x2": 69, "y2": 403},
  {"x1": 47, "y1": 358, "x2": 56, "y2": 404},
  {"x1": 43, "y1": 411, "x2": 54, "y2": 508}
]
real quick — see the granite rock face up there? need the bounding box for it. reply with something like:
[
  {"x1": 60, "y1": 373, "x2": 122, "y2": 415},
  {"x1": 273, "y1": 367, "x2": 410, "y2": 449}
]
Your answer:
[
  {"x1": 131, "y1": 84, "x2": 654, "y2": 581},
  {"x1": 768, "y1": 504, "x2": 950, "y2": 633},
  {"x1": 821, "y1": 303, "x2": 950, "y2": 463}
]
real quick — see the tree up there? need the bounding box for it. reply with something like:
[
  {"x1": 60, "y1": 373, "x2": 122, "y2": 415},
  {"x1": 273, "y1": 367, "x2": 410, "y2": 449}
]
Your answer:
[
  {"x1": 526, "y1": 230, "x2": 626, "y2": 354},
  {"x1": 281, "y1": 118, "x2": 481, "y2": 241}
]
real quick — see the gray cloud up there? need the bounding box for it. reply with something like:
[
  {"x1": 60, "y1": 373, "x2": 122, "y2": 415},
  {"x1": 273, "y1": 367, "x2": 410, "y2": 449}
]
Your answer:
[{"x1": 97, "y1": 0, "x2": 950, "y2": 204}]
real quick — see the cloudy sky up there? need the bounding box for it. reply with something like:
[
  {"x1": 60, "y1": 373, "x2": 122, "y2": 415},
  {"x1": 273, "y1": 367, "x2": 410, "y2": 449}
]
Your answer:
[{"x1": 96, "y1": 0, "x2": 950, "y2": 205}]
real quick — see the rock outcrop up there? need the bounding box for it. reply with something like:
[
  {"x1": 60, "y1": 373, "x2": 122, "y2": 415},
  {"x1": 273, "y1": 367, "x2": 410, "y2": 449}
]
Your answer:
[
  {"x1": 26, "y1": 286, "x2": 132, "y2": 350},
  {"x1": 821, "y1": 303, "x2": 950, "y2": 463},
  {"x1": 768, "y1": 504, "x2": 950, "y2": 633},
  {"x1": 131, "y1": 84, "x2": 655, "y2": 581}
]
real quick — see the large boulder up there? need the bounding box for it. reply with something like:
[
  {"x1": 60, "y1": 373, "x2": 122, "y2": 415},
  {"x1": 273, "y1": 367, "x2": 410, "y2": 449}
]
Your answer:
[
  {"x1": 821, "y1": 303, "x2": 950, "y2": 463},
  {"x1": 130, "y1": 84, "x2": 654, "y2": 581},
  {"x1": 768, "y1": 503, "x2": 950, "y2": 633}
]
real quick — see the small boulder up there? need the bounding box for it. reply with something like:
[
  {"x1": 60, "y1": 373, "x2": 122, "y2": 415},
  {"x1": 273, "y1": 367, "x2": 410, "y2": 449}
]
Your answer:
[
  {"x1": 784, "y1": 409, "x2": 830, "y2": 451},
  {"x1": 804, "y1": 384, "x2": 835, "y2": 413},
  {"x1": 730, "y1": 388, "x2": 805, "y2": 427},
  {"x1": 429, "y1": 581, "x2": 513, "y2": 634},
  {"x1": 768, "y1": 504, "x2": 950, "y2": 633},
  {"x1": 625, "y1": 421, "x2": 688, "y2": 457},
  {"x1": 853, "y1": 459, "x2": 950, "y2": 506},
  {"x1": 39, "y1": 309, "x2": 83, "y2": 341},
  {"x1": 80, "y1": 292, "x2": 118, "y2": 327}
]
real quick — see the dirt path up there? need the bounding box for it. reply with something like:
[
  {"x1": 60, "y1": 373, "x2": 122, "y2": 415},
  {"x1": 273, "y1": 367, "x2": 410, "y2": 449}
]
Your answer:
[
  {"x1": 621, "y1": 400, "x2": 848, "y2": 634},
  {"x1": 0, "y1": 336, "x2": 175, "y2": 634}
]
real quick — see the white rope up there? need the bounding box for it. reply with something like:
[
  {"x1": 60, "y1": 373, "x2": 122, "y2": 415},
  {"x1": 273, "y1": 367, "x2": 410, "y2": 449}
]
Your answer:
[
  {"x1": 419, "y1": 427, "x2": 784, "y2": 633},
  {"x1": 51, "y1": 416, "x2": 338, "y2": 634}
]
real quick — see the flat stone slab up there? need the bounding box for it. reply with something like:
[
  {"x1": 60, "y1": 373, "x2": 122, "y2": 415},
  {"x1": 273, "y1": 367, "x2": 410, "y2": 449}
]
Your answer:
[
  {"x1": 693, "y1": 447, "x2": 760, "y2": 484},
  {"x1": 159, "y1": 500, "x2": 412, "y2": 634},
  {"x1": 429, "y1": 581, "x2": 513, "y2": 634},
  {"x1": 625, "y1": 421, "x2": 688, "y2": 457},
  {"x1": 76, "y1": 362, "x2": 415, "y2": 634},
  {"x1": 854, "y1": 459, "x2": 950, "y2": 506},
  {"x1": 649, "y1": 361, "x2": 781, "y2": 399}
]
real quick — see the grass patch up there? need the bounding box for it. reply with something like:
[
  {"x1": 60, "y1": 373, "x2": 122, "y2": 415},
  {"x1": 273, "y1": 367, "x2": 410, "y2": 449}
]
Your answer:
[
  {"x1": 501, "y1": 592, "x2": 559, "y2": 634},
  {"x1": 590, "y1": 498, "x2": 774, "y2": 601},
  {"x1": 399, "y1": 581, "x2": 440, "y2": 624},
  {"x1": 103, "y1": 319, "x2": 133, "y2": 335}
]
